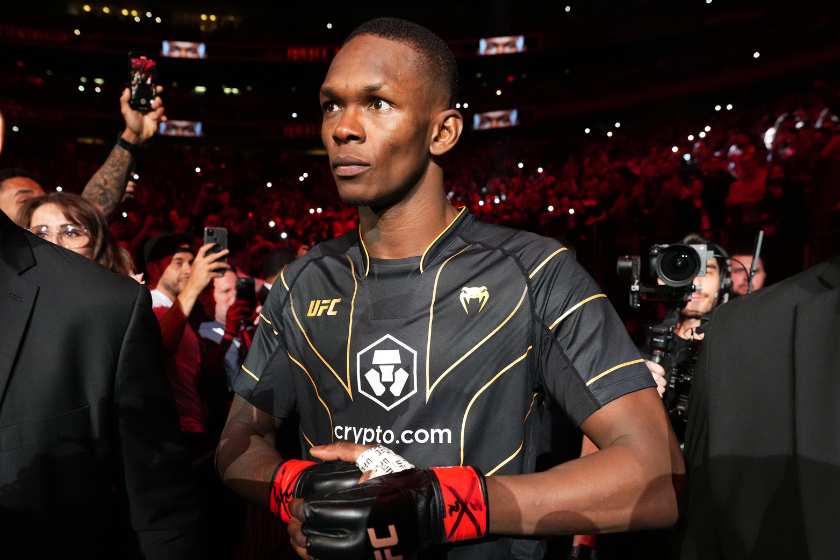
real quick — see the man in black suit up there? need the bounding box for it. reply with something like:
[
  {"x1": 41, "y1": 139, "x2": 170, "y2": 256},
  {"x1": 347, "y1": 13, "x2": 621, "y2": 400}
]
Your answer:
[
  {"x1": 0, "y1": 210, "x2": 201, "y2": 558},
  {"x1": 679, "y1": 254, "x2": 840, "y2": 559}
]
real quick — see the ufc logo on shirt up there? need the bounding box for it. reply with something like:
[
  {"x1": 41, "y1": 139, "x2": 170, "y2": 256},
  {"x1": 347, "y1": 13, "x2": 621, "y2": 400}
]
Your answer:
[
  {"x1": 307, "y1": 298, "x2": 340, "y2": 316},
  {"x1": 368, "y1": 525, "x2": 402, "y2": 560}
]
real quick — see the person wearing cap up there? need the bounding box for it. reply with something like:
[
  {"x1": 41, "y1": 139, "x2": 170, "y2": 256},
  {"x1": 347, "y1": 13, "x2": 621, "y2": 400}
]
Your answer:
[{"x1": 144, "y1": 234, "x2": 229, "y2": 458}]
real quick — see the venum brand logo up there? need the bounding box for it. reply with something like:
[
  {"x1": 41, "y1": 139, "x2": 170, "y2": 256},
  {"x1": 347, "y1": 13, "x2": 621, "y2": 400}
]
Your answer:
[
  {"x1": 460, "y1": 286, "x2": 489, "y2": 314},
  {"x1": 307, "y1": 298, "x2": 341, "y2": 317},
  {"x1": 357, "y1": 334, "x2": 417, "y2": 411},
  {"x1": 368, "y1": 525, "x2": 401, "y2": 560}
]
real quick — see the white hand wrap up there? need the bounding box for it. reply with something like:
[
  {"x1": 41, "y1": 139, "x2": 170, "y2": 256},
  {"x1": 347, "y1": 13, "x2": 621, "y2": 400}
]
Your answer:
[{"x1": 355, "y1": 445, "x2": 414, "y2": 479}]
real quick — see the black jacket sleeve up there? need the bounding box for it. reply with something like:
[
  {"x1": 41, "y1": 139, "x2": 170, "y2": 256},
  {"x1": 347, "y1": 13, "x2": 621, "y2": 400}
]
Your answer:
[{"x1": 115, "y1": 285, "x2": 202, "y2": 559}]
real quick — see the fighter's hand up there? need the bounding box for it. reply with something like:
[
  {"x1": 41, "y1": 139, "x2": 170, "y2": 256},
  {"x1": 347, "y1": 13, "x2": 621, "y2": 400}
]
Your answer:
[
  {"x1": 310, "y1": 441, "x2": 376, "y2": 467},
  {"x1": 645, "y1": 360, "x2": 667, "y2": 398},
  {"x1": 120, "y1": 85, "x2": 166, "y2": 145}
]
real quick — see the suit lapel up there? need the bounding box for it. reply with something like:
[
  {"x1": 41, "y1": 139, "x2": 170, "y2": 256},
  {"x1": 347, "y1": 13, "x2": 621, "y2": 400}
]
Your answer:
[{"x1": 0, "y1": 218, "x2": 39, "y2": 408}]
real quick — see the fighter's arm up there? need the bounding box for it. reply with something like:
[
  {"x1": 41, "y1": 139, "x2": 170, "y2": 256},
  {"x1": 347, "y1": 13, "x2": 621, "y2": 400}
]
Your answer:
[
  {"x1": 487, "y1": 387, "x2": 684, "y2": 535},
  {"x1": 216, "y1": 394, "x2": 284, "y2": 507}
]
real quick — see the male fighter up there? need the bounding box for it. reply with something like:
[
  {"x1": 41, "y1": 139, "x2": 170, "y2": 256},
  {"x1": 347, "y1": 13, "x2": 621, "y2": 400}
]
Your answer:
[{"x1": 217, "y1": 18, "x2": 684, "y2": 560}]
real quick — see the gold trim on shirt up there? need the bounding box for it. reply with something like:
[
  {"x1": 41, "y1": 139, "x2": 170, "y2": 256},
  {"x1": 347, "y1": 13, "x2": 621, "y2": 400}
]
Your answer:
[
  {"x1": 549, "y1": 294, "x2": 607, "y2": 330},
  {"x1": 419, "y1": 206, "x2": 467, "y2": 273},
  {"x1": 486, "y1": 441, "x2": 523, "y2": 476},
  {"x1": 586, "y1": 359, "x2": 645, "y2": 387},
  {"x1": 346, "y1": 255, "x2": 358, "y2": 395},
  {"x1": 241, "y1": 365, "x2": 259, "y2": 381},
  {"x1": 529, "y1": 247, "x2": 568, "y2": 279},
  {"x1": 289, "y1": 352, "x2": 334, "y2": 440}
]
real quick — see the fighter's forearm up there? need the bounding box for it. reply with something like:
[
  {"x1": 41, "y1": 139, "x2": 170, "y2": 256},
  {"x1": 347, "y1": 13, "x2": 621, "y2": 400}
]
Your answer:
[
  {"x1": 81, "y1": 131, "x2": 135, "y2": 216},
  {"x1": 486, "y1": 431, "x2": 682, "y2": 536}
]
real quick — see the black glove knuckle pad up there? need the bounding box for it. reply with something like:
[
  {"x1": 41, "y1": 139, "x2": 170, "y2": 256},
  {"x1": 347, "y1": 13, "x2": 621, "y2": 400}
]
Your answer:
[
  {"x1": 295, "y1": 460, "x2": 361, "y2": 499},
  {"x1": 303, "y1": 469, "x2": 442, "y2": 560}
]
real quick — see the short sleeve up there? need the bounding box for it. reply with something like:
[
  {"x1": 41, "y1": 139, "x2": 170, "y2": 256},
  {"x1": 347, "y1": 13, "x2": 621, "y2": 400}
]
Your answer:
[
  {"x1": 532, "y1": 248, "x2": 654, "y2": 426},
  {"x1": 233, "y1": 285, "x2": 297, "y2": 418}
]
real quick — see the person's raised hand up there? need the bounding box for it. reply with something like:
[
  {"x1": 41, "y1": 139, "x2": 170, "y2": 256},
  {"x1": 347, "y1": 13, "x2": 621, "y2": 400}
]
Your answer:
[
  {"x1": 184, "y1": 242, "x2": 229, "y2": 296},
  {"x1": 224, "y1": 300, "x2": 252, "y2": 334},
  {"x1": 120, "y1": 85, "x2": 166, "y2": 145},
  {"x1": 645, "y1": 360, "x2": 667, "y2": 398}
]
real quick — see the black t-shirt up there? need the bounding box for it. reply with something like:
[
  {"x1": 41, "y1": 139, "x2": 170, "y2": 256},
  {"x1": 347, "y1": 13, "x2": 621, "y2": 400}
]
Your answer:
[{"x1": 235, "y1": 208, "x2": 654, "y2": 560}]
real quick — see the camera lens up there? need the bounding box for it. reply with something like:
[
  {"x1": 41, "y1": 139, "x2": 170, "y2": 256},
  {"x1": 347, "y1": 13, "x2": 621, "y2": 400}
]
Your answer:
[{"x1": 656, "y1": 245, "x2": 700, "y2": 287}]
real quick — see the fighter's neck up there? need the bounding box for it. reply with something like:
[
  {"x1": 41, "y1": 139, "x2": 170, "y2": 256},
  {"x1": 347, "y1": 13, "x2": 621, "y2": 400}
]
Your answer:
[{"x1": 358, "y1": 185, "x2": 458, "y2": 260}]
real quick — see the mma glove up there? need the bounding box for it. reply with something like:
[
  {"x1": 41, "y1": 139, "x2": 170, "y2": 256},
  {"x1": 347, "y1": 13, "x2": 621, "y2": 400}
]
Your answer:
[
  {"x1": 301, "y1": 466, "x2": 489, "y2": 560},
  {"x1": 269, "y1": 460, "x2": 362, "y2": 522}
]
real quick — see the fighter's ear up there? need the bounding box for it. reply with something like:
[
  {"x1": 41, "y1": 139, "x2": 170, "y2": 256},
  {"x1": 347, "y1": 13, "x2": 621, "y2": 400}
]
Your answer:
[{"x1": 430, "y1": 109, "x2": 463, "y2": 157}]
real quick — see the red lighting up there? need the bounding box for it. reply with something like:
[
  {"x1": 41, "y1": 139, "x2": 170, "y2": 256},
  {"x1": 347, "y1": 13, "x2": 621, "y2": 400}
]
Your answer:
[
  {"x1": 248, "y1": 212, "x2": 253, "y2": 218},
  {"x1": 16, "y1": 61, "x2": 24, "y2": 67},
  {"x1": 221, "y1": 163, "x2": 226, "y2": 168},
  {"x1": 506, "y1": 75, "x2": 514, "y2": 82}
]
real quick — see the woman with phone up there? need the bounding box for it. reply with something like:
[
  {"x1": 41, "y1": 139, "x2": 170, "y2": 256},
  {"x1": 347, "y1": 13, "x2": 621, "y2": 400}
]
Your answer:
[{"x1": 18, "y1": 192, "x2": 138, "y2": 278}]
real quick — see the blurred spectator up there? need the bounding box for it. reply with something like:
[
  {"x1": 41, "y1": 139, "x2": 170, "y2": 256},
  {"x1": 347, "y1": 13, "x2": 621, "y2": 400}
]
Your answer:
[
  {"x1": 18, "y1": 192, "x2": 136, "y2": 278},
  {"x1": 143, "y1": 235, "x2": 228, "y2": 458},
  {"x1": 197, "y1": 269, "x2": 255, "y2": 395},
  {"x1": 730, "y1": 251, "x2": 767, "y2": 297},
  {"x1": 258, "y1": 246, "x2": 296, "y2": 304}
]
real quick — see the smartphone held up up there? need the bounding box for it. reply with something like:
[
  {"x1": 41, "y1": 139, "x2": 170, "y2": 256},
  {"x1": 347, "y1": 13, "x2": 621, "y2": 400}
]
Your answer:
[{"x1": 128, "y1": 52, "x2": 157, "y2": 112}]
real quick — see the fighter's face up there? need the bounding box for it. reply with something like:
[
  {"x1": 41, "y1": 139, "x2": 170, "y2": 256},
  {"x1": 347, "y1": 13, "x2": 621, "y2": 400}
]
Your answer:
[
  {"x1": 320, "y1": 35, "x2": 438, "y2": 209},
  {"x1": 484, "y1": 36, "x2": 521, "y2": 55}
]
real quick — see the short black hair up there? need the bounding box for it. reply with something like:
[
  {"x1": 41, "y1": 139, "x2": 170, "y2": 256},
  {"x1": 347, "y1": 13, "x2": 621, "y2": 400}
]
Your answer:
[
  {"x1": 0, "y1": 168, "x2": 40, "y2": 188},
  {"x1": 343, "y1": 17, "x2": 458, "y2": 109},
  {"x1": 263, "y1": 247, "x2": 296, "y2": 279}
]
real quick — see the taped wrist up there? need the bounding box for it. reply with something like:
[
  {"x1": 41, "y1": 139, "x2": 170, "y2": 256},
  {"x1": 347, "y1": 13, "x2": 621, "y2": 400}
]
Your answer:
[
  {"x1": 429, "y1": 466, "x2": 489, "y2": 543},
  {"x1": 269, "y1": 459, "x2": 316, "y2": 522}
]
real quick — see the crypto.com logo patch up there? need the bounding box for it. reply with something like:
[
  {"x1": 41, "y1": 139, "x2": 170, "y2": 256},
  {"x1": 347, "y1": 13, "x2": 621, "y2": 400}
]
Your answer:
[{"x1": 357, "y1": 334, "x2": 417, "y2": 411}]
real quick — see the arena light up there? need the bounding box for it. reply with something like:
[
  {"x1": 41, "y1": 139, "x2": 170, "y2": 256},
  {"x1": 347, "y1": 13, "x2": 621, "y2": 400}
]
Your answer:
[
  {"x1": 281, "y1": 232, "x2": 288, "y2": 239},
  {"x1": 688, "y1": 135, "x2": 694, "y2": 141},
  {"x1": 195, "y1": 167, "x2": 201, "y2": 173},
  {"x1": 496, "y1": 90, "x2": 502, "y2": 95},
  {"x1": 565, "y1": 6, "x2": 571, "y2": 12},
  {"x1": 309, "y1": 208, "x2": 315, "y2": 214},
  {"x1": 495, "y1": 197, "x2": 500, "y2": 203},
  {"x1": 726, "y1": 104, "x2": 733, "y2": 110},
  {"x1": 753, "y1": 52, "x2": 760, "y2": 58},
  {"x1": 80, "y1": 77, "x2": 87, "y2": 82},
  {"x1": 456, "y1": 103, "x2": 460, "y2": 108},
  {"x1": 155, "y1": 17, "x2": 161, "y2": 23},
  {"x1": 547, "y1": 205, "x2": 554, "y2": 212},
  {"x1": 292, "y1": 112, "x2": 297, "y2": 118},
  {"x1": 122, "y1": 212, "x2": 128, "y2": 218},
  {"x1": 462, "y1": 103, "x2": 468, "y2": 108},
  {"x1": 130, "y1": 10, "x2": 138, "y2": 16},
  {"x1": 95, "y1": 87, "x2": 101, "y2": 92},
  {"x1": 94, "y1": 78, "x2": 104, "y2": 84},
  {"x1": 134, "y1": 16, "x2": 140, "y2": 22},
  {"x1": 266, "y1": 182, "x2": 272, "y2": 187},
  {"x1": 231, "y1": 88, "x2": 239, "y2": 94},
  {"x1": 102, "y1": 7, "x2": 110, "y2": 13},
  {"x1": 78, "y1": 85, "x2": 85, "y2": 91},
  {"x1": 269, "y1": 221, "x2": 276, "y2": 227},
  {"x1": 607, "y1": 131, "x2": 613, "y2": 137},
  {"x1": 299, "y1": 176, "x2": 304, "y2": 182},
  {"x1": 615, "y1": 122, "x2": 621, "y2": 128},
  {"x1": 83, "y1": 5, "x2": 91, "y2": 11},
  {"x1": 74, "y1": 29, "x2": 81, "y2": 35},
  {"x1": 699, "y1": 132, "x2": 706, "y2": 138},
  {"x1": 12, "y1": 126, "x2": 19, "y2": 132},
  {"x1": 133, "y1": 174, "x2": 139, "y2": 179},
  {"x1": 705, "y1": 126, "x2": 711, "y2": 132},
  {"x1": 517, "y1": 162, "x2": 524, "y2": 168},
  {"x1": 201, "y1": 14, "x2": 207, "y2": 20},
  {"x1": 194, "y1": 86, "x2": 206, "y2": 93},
  {"x1": 121, "y1": 9, "x2": 128, "y2": 16},
  {"x1": 671, "y1": 146, "x2": 678, "y2": 152},
  {"x1": 569, "y1": 208, "x2": 575, "y2": 215},
  {"x1": 706, "y1": 0, "x2": 711, "y2": 3},
  {"x1": 327, "y1": 23, "x2": 332, "y2": 29},
  {"x1": 317, "y1": 208, "x2": 323, "y2": 213},
  {"x1": 56, "y1": 186, "x2": 62, "y2": 191},
  {"x1": 210, "y1": 14, "x2": 217, "y2": 21},
  {"x1": 146, "y1": 11, "x2": 152, "y2": 17},
  {"x1": 683, "y1": 154, "x2": 691, "y2": 162},
  {"x1": 223, "y1": 87, "x2": 232, "y2": 94},
  {"x1": 537, "y1": 167, "x2": 544, "y2": 173},
  {"x1": 715, "y1": 105, "x2": 721, "y2": 111},
  {"x1": 585, "y1": 128, "x2": 590, "y2": 133},
  {"x1": 303, "y1": 173, "x2": 308, "y2": 178},
  {"x1": 478, "y1": 200, "x2": 484, "y2": 206}
]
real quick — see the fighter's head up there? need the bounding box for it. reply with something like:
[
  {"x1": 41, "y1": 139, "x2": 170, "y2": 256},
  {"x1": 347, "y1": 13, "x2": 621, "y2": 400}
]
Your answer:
[{"x1": 320, "y1": 18, "x2": 462, "y2": 209}]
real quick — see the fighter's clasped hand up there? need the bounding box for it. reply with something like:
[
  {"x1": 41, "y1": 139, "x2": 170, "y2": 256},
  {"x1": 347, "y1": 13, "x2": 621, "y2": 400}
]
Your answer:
[{"x1": 279, "y1": 441, "x2": 489, "y2": 560}]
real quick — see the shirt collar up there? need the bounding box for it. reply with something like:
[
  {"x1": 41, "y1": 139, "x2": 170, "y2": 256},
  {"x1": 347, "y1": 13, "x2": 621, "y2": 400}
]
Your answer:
[
  {"x1": 356, "y1": 207, "x2": 469, "y2": 276},
  {"x1": 150, "y1": 288, "x2": 174, "y2": 308}
]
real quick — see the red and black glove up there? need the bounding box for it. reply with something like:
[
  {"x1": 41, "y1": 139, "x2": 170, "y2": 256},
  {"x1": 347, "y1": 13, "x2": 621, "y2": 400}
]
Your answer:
[
  {"x1": 269, "y1": 460, "x2": 361, "y2": 523},
  {"x1": 301, "y1": 466, "x2": 488, "y2": 560}
]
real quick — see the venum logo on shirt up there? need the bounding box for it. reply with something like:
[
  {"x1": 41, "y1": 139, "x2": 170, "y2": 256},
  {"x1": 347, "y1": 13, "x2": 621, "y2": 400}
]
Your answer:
[{"x1": 357, "y1": 334, "x2": 417, "y2": 411}]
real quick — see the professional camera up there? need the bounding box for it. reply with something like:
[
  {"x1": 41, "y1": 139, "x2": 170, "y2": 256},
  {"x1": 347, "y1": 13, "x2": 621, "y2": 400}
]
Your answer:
[
  {"x1": 617, "y1": 243, "x2": 718, "y2": 441},
  {"x1": 616, "y1": 243, "x2": 715, "y2": 309}
]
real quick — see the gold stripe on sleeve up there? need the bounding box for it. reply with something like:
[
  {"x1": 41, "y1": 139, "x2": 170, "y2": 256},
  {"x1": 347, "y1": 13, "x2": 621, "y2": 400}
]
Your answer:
[
  {"x1": 241, "y1": 365, "x2": 259, "y2": 381},
  {"x1": 288, "y1": 353, "x2": 334, "y2": 440},
  {"x1": 586, "y1": 359, "x2": 645, "y2": 387},
  {"x1": 280, "y1": 268, "x2": 290, "y2": 291},
  {"x1": 529, "y1": 247, "x2": 568, "y2": 279},
  {"x1": 260, "y1": 313, "x2": 271, "y2": 325},
  {"x1": 460, "y1": 347, "x2": 532, "y2": 466},
  {"x1": 549, "y1": 294, "x2": 607, "y2": 330}
]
